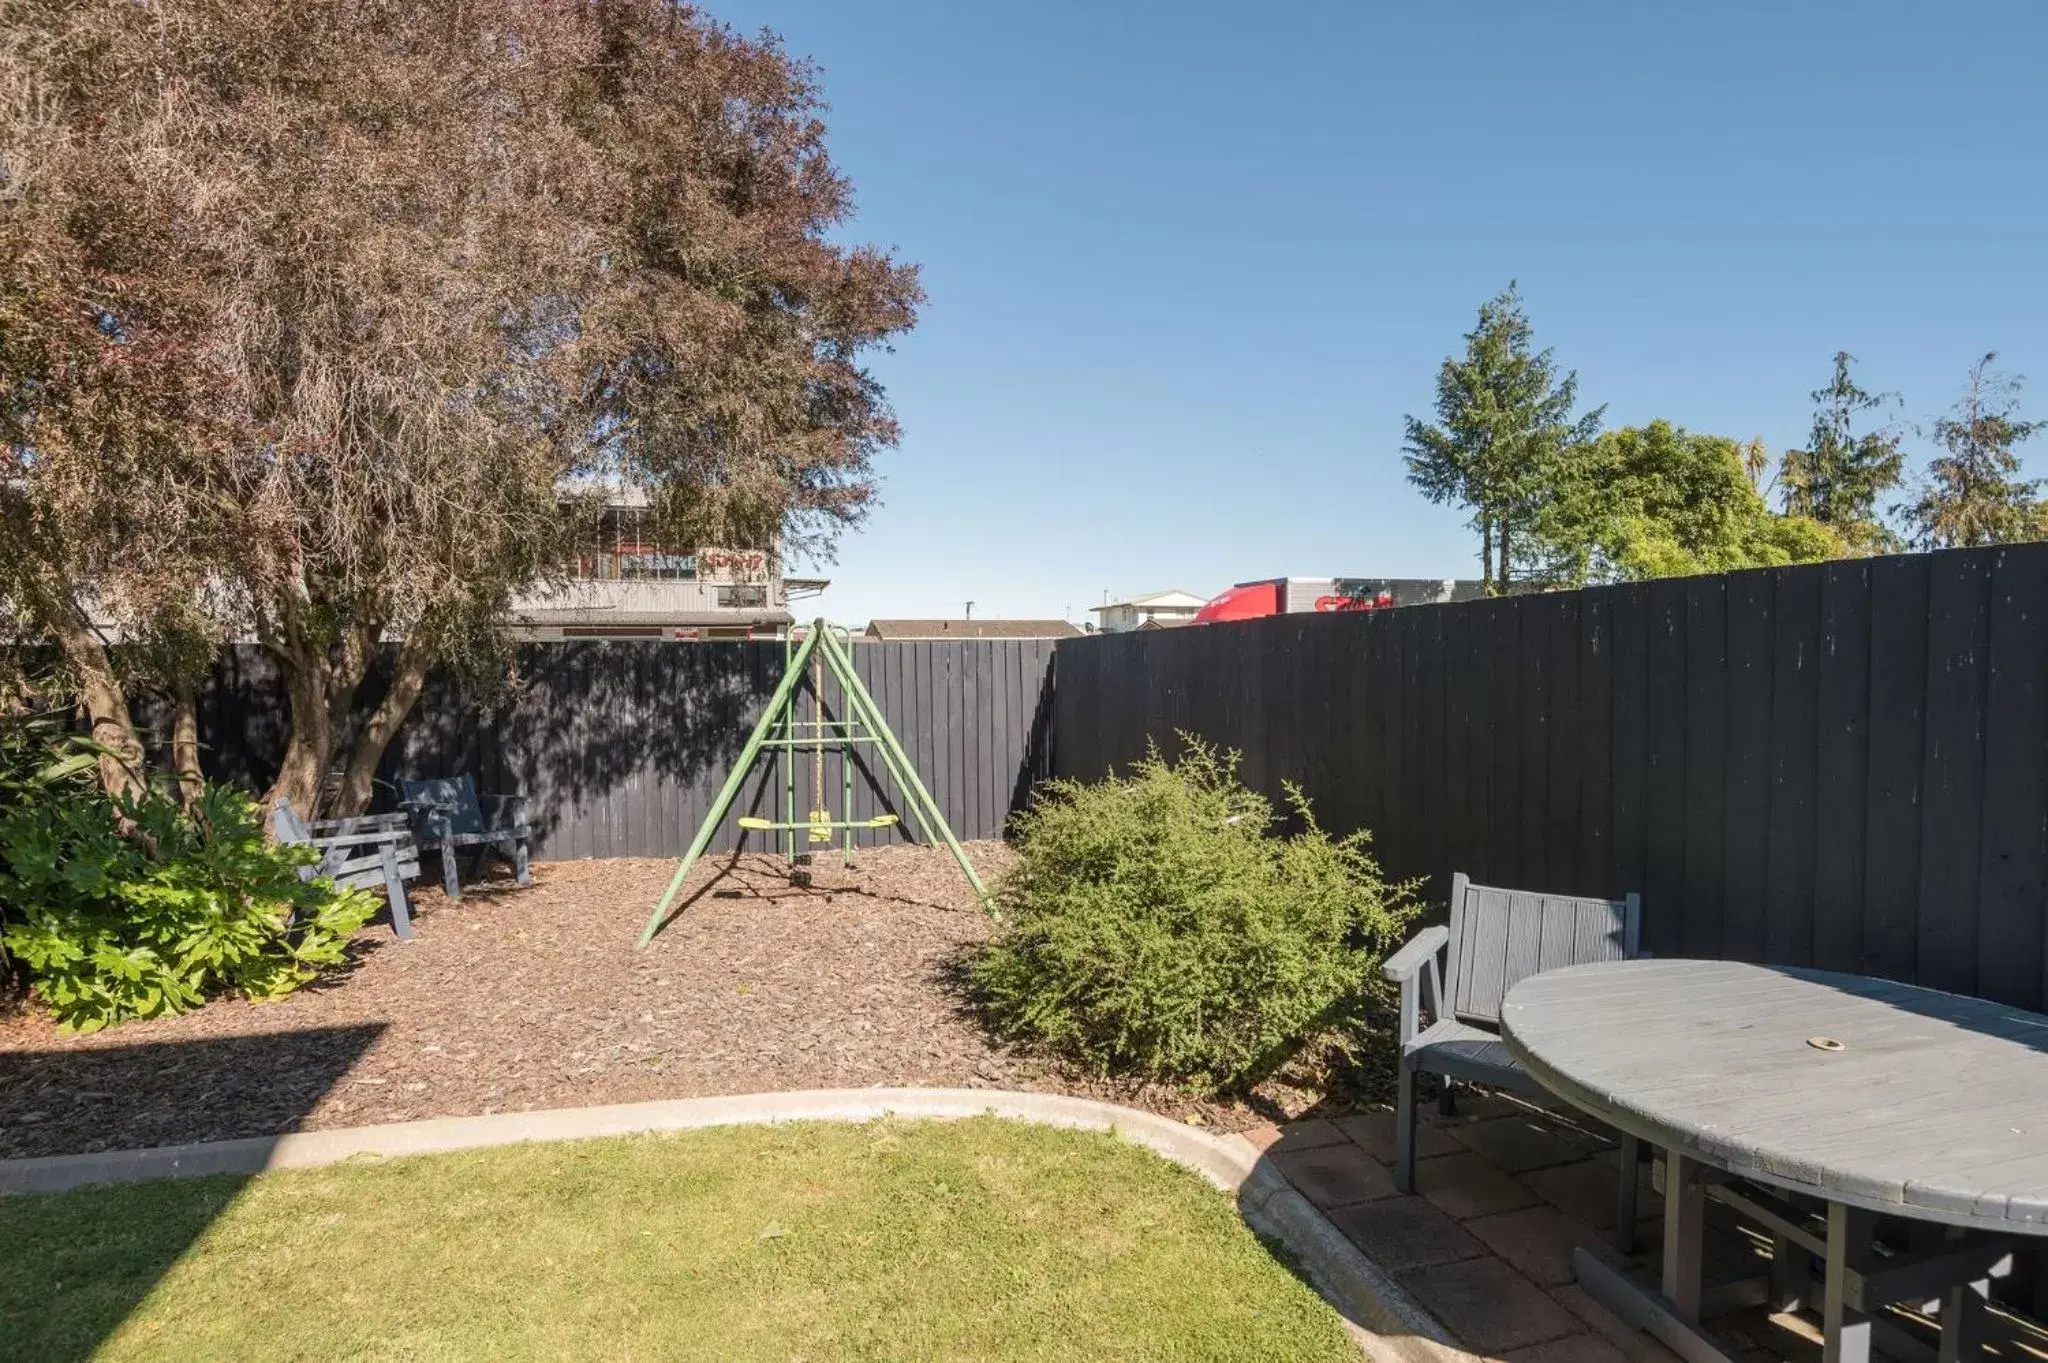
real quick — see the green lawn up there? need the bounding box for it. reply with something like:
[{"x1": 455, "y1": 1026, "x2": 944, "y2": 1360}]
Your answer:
[{"x1": 1, "y1": 1117, "x2": 1359, "y2": 1361}]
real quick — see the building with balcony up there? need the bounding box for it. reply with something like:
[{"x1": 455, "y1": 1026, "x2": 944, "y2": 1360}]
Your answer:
[{"x1": 506, "y1": 501, "x2": 822, "y2": 641}]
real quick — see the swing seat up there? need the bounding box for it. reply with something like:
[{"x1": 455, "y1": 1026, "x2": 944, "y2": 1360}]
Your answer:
[{"x1": 737, "y1": 814, "x2": 901, "y2": 832}]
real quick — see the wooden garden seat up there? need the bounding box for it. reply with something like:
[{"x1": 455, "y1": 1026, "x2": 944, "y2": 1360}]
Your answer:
[
  {"x1": 271, "y1": 799, "x2": 423, "y2": 939},
  {"x1": 1383, "y1": 874, "x2": 1642, "y2": 1237},
  {"x1": 401, "y1": 774, "x2": 533, "y2": 902}
]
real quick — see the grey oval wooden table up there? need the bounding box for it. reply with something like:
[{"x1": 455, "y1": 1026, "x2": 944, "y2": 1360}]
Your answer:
[{"x1": 1500, "y1": 958, "x2": 2048, "y2": 1363}]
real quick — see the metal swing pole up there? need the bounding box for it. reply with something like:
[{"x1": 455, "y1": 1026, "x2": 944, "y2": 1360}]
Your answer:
[
  {"x1": 636, "y1": 627, "x2": 822, "y2": 947},
  {"x1": 782, "y1": 630, "x2": 796, "y2": 865},
  {"x1": 814, "y1": 625, "x2": 994, "y2": 913},
  {"x1": 840, "y1": 641, "x2": 855, "y2": 867}
]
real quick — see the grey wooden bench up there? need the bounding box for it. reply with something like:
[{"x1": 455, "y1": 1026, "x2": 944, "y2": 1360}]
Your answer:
[
  {"x1": 271, "y1": 799, "x2": 423, "y2": 940},
  {"x1": 401, "y1": 775, "x2": 533, "y2": 902},
  {"x1": 1382, "y1": 874, "x2": 1642, "y2": 1212}
]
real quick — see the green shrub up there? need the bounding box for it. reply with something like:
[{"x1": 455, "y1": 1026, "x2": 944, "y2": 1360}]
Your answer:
[
  {"x1": 969, "y1": 739, "x2": 1421, "y2": 1092},
  {"x1": 0, "y1": 720, "x2": 376, "y2": 1032}
]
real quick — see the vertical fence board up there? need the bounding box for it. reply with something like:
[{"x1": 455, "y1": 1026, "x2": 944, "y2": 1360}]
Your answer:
[
  {"x1": 1519, "y1": 597, "x2": 1551, "y2": 888},
  {"x1": 1643, "y1": 580, "x2": 1690, "y2": 957},
  {"x1": 1813, "y1": 561, "x2": 1872, "y2": 973},
  {"x1": 1682, "y1": 576, "x2": 1728, "y2": 959},
  {"x1": 1764, "y1": 567, "x2": 1821, "y2": 967},
  {"x1": 1441, "y1": 605, "x2": 1473, "y2": 894},
  {"x1": 1977, "y1": 548, "x2": 2048, "y2": 1010},
  {"x1": 1608, "y1": 584, "x2": 1650, "y2": 904},
  {"x1": 1916, "y1": 553, "x2": 1993, "y2": 996},
  {"x1": 1489, "y1": 600, "x2": 1525, "y2": 889},
  {"x1": 1862, "y1": 555, "x2": 1930, "y2": 983},
  {"x1": 1417, "y1": 607, "x2": 1449, "y2": 899},
  {"x1": 1722, "y1": 570, "x2": 1774, "y2": 964},
  {"x1": 1576, "y1": 591, "x2": 1614, "y2": 900}
]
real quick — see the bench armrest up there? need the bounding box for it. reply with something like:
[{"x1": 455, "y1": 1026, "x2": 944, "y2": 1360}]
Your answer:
[
  {"x1": 1385, "y1": 924, "x2": 1449, "y2": 1050},
  {"x1": 1383, "y1": 924, "x2": 1449, "y2": 982}
]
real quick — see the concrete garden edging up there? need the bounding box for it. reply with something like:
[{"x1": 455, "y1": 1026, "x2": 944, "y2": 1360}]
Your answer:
[{"x1": 0, "y1": 1087, "x2": 1479, "y2": 1363}]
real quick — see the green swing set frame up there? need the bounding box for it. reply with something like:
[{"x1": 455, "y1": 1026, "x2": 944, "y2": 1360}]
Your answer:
[{"x1": 637, "y1": 619, "x2": 994, "y2": 947}]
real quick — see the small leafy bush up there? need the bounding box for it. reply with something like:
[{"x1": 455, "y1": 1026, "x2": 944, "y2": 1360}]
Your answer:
[
  {"x1": 0, "y1": 720, "x2": 376, "y2": 1032},
  {"x1": 970, "y1": 739, "x2": 1421, "y2": 1092}
]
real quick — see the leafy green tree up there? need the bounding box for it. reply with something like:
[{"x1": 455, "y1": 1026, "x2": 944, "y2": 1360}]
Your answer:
[
  {"x1": 1780, "y1": 352, "x2": 1907, "y2": 553},
  {"x1": 1904, "y1": 354, "x2": 2043, "y2": 549},
  {"x1": 4, "y1": 0, "x2": 922, "y2": 817},
  {"x1": 1403, "y1": 285, "x2": 1603, "y2": 592},
  {"x1": 1530, "y1": 422, "x2": 1843, "y2": 585}
]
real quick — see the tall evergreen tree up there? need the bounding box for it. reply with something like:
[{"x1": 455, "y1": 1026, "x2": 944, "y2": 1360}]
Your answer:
[
  {"x1": 1779, "y1": 352, "x2": 1907, "y2": 553},
  {"x1": 1403, "y1": 284, "x2": 1603, "y2": 592},
  {"x1": 1905, "y1": 354, "x2": 2042, "y2": 549}
]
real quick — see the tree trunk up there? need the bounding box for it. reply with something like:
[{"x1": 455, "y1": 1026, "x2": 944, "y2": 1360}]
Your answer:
[
  {"x1": 1479, "y1": 515, "x2": 1496, "y2": 592},
  {"x1": 330, "y1": 622, "x2": 437, "y2": 818},
  {"x1": 170, "y1": 681, "x2": 204, "y2": 809},
  {"x1": 1497, "y1": 516, "x2": 1515, "y2": 595},
  {"x1": 262, "y1": 599, "x2": 386, "y2": 820},
  {"x1": 46, "y1": 596, "x2": 147, "y2": 802},
  {"x1": 267, "y1": 656, "x2": 335, "y2": 819}
]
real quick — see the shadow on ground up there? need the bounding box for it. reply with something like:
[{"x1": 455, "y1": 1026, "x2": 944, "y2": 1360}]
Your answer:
[{"x1": 0, "y1": 1026, "x2": 384, "y2": 1361}]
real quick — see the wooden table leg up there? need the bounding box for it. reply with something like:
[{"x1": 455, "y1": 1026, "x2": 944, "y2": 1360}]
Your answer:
[
  {"x1": 1616, "y1": 1133, "x2": 1640, "y2": 1256},
  {"x1": 1938, "y1": 1277, "x2": 1987, "y2": 1363},
  {"x1": 1770, "y1": 1234, "x2": 1809, "y2": 1313},
  {"x1": 1822, "y1": 1202, "x2": 1874, "y2": 1363},
  {"x1": 1663, "y1": 1150, "x2": 1707, "y2": 1320}
]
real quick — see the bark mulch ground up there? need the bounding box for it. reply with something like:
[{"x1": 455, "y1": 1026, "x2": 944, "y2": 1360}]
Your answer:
[{"x1": 0, "y1": 844, "x2": 1397, "y2": 1160}]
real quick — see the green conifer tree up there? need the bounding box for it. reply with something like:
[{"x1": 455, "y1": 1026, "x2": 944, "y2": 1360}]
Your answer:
[
  {"x1": 1780, "y1": 352, "x2": 1907, "y2": 554},
  {"x1": 1402, "y1": 285, "x2": 1602, "y2": 592},
  {"x1": 1905, "y1": 354, "x2": 2042, "y2": 549}
]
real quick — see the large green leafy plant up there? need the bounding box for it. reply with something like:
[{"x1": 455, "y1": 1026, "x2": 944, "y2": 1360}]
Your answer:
[
  {"x1": 971, "y1": 740, "x2": 1420, "y2": 1092},
  {"x1": 0, "y1": 715, "x2": 375, "y2": 1032}
]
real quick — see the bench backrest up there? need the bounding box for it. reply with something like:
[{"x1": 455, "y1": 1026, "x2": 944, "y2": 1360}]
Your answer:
[
  {"x1": 271, "y1": 798, "x2": 314, "y2": 847},
  {"x1": 403, "y1": 774, "x2": 484, "y2": 839},
  {"x1": 1443, "y1": 874, "x2": 1641, "y2": 1027}
]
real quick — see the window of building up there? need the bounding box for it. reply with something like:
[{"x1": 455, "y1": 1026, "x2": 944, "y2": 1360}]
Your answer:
[
  {"x1": 571, "y1": 507, "x2": 697, "y2": 581},
  {"x1": 716, "y1": 584, "x2": 769, "y2": 609}
]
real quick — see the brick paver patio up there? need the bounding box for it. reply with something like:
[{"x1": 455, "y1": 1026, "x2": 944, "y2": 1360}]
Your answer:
[{"x1": 1243, "y1": 1092, "x2": 1822, "y2": 1363}]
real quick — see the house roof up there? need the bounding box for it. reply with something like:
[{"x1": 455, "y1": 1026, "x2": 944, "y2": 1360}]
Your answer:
[
  {"x1": 864, "y1": 618, "x2": 1083, "y2": 640},
  {"x1": 1089, "y1": 590, "x2": 1208, "y2": 613}
]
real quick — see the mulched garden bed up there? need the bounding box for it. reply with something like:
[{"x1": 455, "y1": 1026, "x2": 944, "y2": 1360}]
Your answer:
[{"x1": 0, "y1": 844, "x2": 1400, "y2": 1159}]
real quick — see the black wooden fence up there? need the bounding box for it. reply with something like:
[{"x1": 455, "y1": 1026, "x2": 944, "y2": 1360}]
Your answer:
[
  {"x1": 1051, "y1": 543, "x2": 2048, "y2": 1012},
  {"x1": 190, "y1": 638, "x2": 1057, "y2": 860}
]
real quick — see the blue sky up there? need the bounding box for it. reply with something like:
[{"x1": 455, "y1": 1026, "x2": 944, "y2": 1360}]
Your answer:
[{"x1": 708, "y1": 0, "x2": 2048, "y2": 625}]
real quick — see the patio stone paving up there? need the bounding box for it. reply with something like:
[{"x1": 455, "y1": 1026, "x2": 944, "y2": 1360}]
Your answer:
[
  {"x1": 1449, "y1": 1113, "x2": 1605, "y2": 1173},
  {"x1": 1502, "y1": 1333, "x2": 1634, "y2": 1362},
  {"x1": 1333, "y1": 1108, "x2": 1460, "y2": 1162},
  {"x1": 1255, "y1": 1094, "x2": 1682, "y2": 1360},
  {"x1": 1464, "y1": 1203, "x2": 1602, "y2": 1288},
  {"x1": 1268, "y1": 1140, "x2": 1398, "y2": 1209},
  {"x1": 1518, "y1": 1148, "x2": 1651, "y2": 1231},
  {"x1": 1320, "y1": 1195, "x2": 1483, "y2": 1273},
  {"x1": 1257, "y1": 1091, "x2": 1945, "y2": 1360},
  {"x1": 1241, "y1": 1116, "x2": 1349, "y2": 1154},
  {"x1": 1412, "y1": 1150, "x2": 1544, "y2": 1220},
  {"x1": 1394, "y1": 1255, "x2": 1583, "y2": 1355}
]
